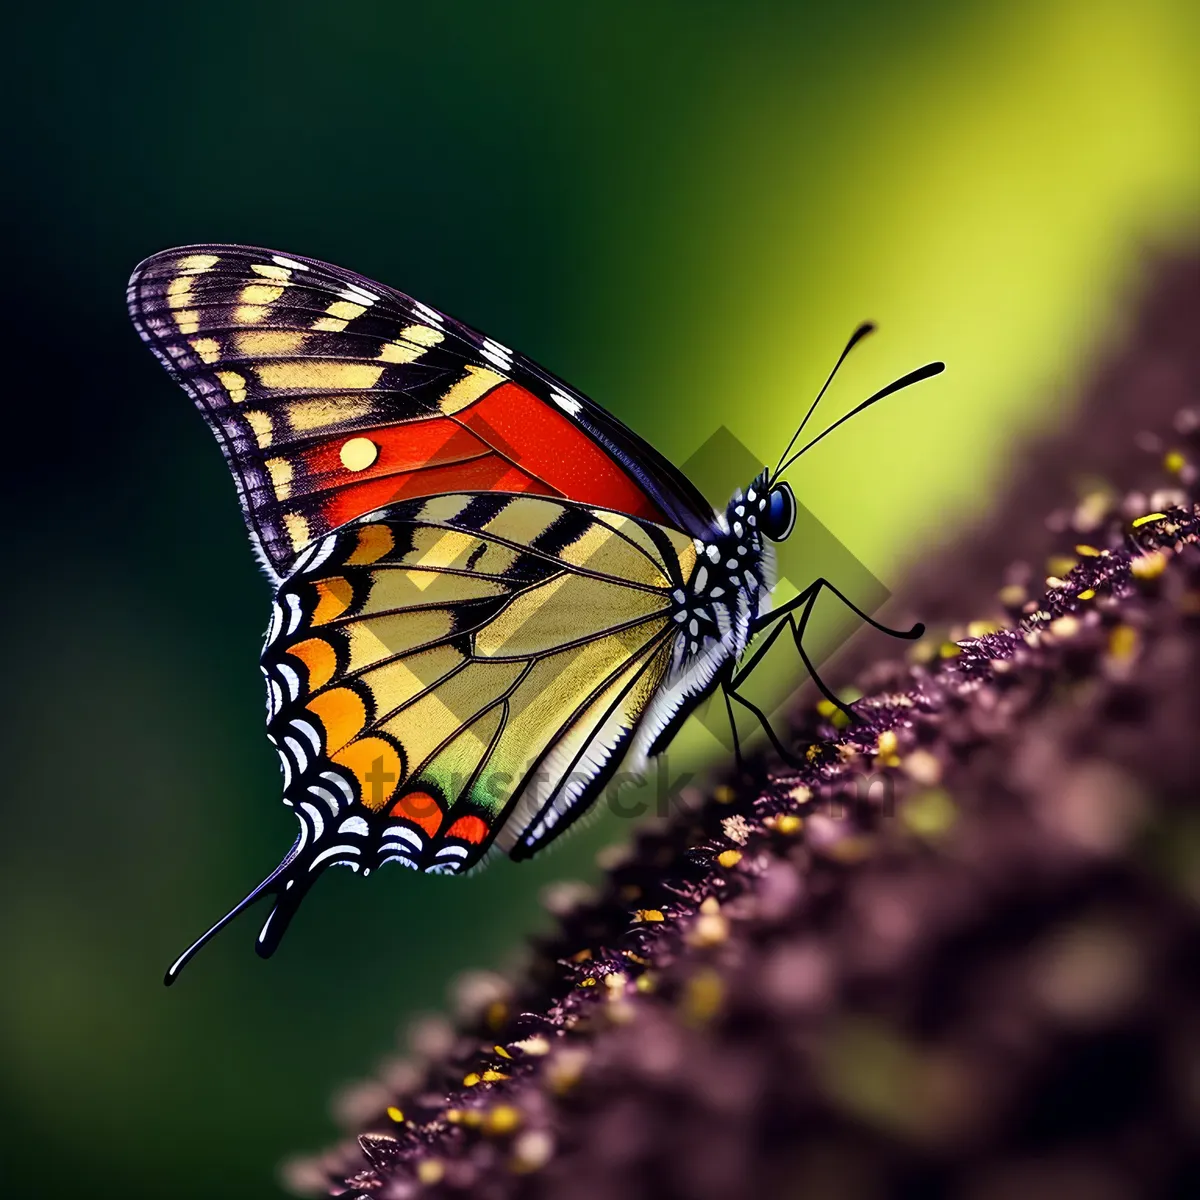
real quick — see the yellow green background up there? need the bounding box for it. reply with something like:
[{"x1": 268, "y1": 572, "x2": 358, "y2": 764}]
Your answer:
[{"x1": 1, "y1": 3, "x2": 1196, "y2": 1198}]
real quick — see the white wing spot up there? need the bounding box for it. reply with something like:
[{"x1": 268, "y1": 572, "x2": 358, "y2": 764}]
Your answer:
[
  {"x1": 551, "y1": 389, "x2": 583, "y2": 416},
  {"x1": 413, "y1": 300, "x2": 444, "y2": 325},
  {"x1": 480, "y1": 338, "x2": 513, "y2": 372}
]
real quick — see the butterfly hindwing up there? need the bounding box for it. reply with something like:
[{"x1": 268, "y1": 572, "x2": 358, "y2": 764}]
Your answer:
[
  {"x1": 235, "y1": 492, "x2": 697, "y2": 951},
  {"x1": 127, "y1": 245, "x2": 714, "y2": 580}
]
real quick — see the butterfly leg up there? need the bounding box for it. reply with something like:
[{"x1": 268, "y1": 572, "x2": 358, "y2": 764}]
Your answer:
[
  {"x1": 747, "y1": 583, "x2": 864, "y2": 726},
  {"x1": 721, "y1": 680, "x2": 746, "y2": 773},
  {"x1": 733, "y1": 579, "x2": 925, "y2": 736},
  {"x1": 722, "y1": 599, "x2": 820, "y2": 767},
  {"x1": 751, "y1": 577, "x2": 924, "y2": 643},
  {"x1": 724, "y1": 679, "x2": 807, "y2": 768}
]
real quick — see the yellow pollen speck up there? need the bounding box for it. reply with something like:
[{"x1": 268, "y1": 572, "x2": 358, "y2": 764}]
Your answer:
[
  {"x1": 386, "y1": 1105, "x2": 404, "y2": 1123},
  {"x1": 510, "y1": 1128, "x2": 555, "y2": 1173},
  {"x1": 1108, "y1": 625, "x2": 1140, "y2": 661},
  {"x1": 1164, "y1": 450, "x2": 1186, "y2": 474},
  {"x1": 939, "y1": 641, "x2": 962, "y2": 658},
  {"x1": 1075, "y1": 544, "x2": 1102, "y2": 557},
  {"x1": 340, "y1": 437, "x2": 379, "y2": 472},
  {"x1": 444, "y1": 1108, "x2": 463, "y2": 1124},
  {"x1": 634, "y1": 909, "x2": 665, "y2": 923},
  {"x1": 998, "y1": 584, "x2": 1027, "y2": 607},
  {"x1": 494, "y1": 1044, "x2": 512, "y2": 1059},
  {"x1": 1132, "y1": 512, "x2": 1168, "y2": 528},
  {"x1": 462, "y1": 1072, "x2": 481, "y2": 1087},
  {"x1": 579, "y1": 977, "x2": 597, "y2": 988},
  {"x1": 416, "y1": 1159, "x2": 444, "y2": 1186},
  {"x1": 1131, "y1": 551, "x2": 1167, "y2": 580},
  {"x1": 481, "y1": 1070, "x2": 509, "y2": 1083},
  {"x1": 903, "y1": 749, "x2": 942, "y2": 785},
  {"x1": 681, "y1": 968, "x2": 724, "y2": 1025},
  {"x1": 484, "y1": 1105, "x2": 522, "y2": 1136},
  {"x1": 717, "y1": 849, "x2": 742, "y2": 868},
  {"x1": 1078, "y1": 588, "x2": 1096, "y2": 600},
  {"x1": 774, "y1": 814, "x2": 803, "y2": 835},
  {"x1": 687, "y1": 911, "x2": 729, "y2": 948},
  {"x1": 967, "y1": 618, "x2": 1001, "y2": 638},
  {"x1": 899, "y1": 788, "x2": 958, "y2": 838},
  {"x1": 876, "y1": 730, "x2": 898, "y2": 756},
  {"x1": 635, "y1": 972, "x2": 656, "y2": 993}
]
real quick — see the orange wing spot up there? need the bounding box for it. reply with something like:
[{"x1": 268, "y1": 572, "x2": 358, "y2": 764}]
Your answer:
[
  {"x1": 311, "y1": 577, "x2": 354, "y2": 624},
  {"x1": 446, "y1": 814, "x2": 489, "y2": 844},
  {"x1": 331, "y1": 737, "x2": 404, "y2": 811},
  {"x1": 287, "y1": 638, "x2": 338, "y2": 690},
  {"x1": 390, "y1": 790, "x2": 443, "y2": 838},
  {"x1": 305, "y1": 688, "x2": 367, "y2": 753},
  {"x1": 345, "y1": 523, "x2": 395, "y2": 565}
]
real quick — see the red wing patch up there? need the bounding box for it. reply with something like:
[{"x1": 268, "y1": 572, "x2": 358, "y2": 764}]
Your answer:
[{"x1": 128, "y1": 245, "x2": 671, "y2": 578}]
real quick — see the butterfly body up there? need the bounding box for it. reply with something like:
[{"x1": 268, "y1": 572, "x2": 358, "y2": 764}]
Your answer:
[{"x1": 128, "y1": 245, "x2": 937, "y2": 980}]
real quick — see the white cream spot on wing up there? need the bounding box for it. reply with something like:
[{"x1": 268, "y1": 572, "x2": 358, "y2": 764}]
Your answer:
[{"x1": 340, "y1": 437, "x2": 379, "y2": 472}]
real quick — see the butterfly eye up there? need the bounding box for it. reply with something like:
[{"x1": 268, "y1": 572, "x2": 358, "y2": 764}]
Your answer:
[{"x1": 763, "y1": 483, "x2": 796, "y2": 542}]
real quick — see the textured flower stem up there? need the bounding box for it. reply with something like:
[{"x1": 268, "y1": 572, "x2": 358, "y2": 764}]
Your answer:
[{"x1": 289, "y1": 261, "x2": 1200, "y2": 1200}]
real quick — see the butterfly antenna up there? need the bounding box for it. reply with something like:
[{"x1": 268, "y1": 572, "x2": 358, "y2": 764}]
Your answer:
[
  {"x1": 774, "y1": 360, "x2": 945, "y2": 477},
  {"x1": 771, "y1": 322, "x2": 876, "y2": 483},
  {"x1": 163, "y1": 834, "x2": 304, "y2": 985}
]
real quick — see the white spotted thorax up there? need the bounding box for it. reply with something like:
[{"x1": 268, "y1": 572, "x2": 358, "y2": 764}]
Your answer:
[{"x1": 632, "y1": 470, "x2": 791, "y2": 764}]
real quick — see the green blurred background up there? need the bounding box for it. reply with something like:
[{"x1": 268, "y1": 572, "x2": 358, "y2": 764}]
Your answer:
[{"x1": 2, "y1": 2, "x2": 1197, "y2": 1197}]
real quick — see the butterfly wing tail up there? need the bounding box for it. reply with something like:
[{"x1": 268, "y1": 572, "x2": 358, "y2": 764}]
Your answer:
[
  {"x1": 163, "y1": 834, "x2": 305, "y2": 985},
  {"x1": 251, "y1": 871, "x2": 319, "y2": 961}
]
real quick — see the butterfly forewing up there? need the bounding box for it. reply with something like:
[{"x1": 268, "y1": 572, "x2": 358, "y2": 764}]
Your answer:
[{"x1": 127, "y1": 246, "x2": 714, "y2": 580}]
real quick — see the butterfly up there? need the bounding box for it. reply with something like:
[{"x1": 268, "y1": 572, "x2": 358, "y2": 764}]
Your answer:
[{"x1": 127, "y1": 245, "x2": 942, "y2": 983}]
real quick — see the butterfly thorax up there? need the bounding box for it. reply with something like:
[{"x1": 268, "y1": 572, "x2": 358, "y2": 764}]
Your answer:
[{"x1": 666, "y1": 475, "x2": 776, "y2": 680}]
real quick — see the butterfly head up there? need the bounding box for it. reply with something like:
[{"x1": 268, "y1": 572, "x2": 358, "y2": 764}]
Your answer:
[
  {"x1": 732, "y1": 470, "x2": 796, "y2": 543},
  {"x1": 760, "y1": 480, "x2": 797, "y2": 542}
]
